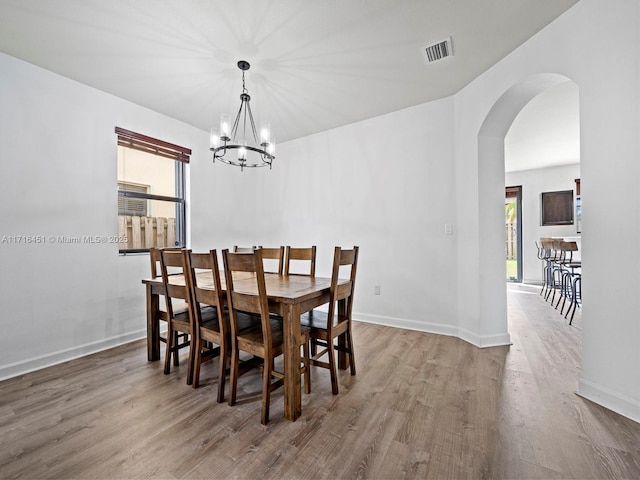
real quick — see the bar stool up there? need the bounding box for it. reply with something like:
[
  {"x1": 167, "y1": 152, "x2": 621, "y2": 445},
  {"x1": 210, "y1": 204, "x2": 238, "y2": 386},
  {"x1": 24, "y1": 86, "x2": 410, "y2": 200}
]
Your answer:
[
  {"x1": 543, "y1": 239, "x2": 565, "y2": 304},
  {"x1": 555, "y1": 241, "x2": 581, "y2": 315},
  {"x1": 539, "y1": 238, "x2": 556, "y2": 298},
  {"x1": 567, "y1": 274, "x2": 582, "y2": 324}
]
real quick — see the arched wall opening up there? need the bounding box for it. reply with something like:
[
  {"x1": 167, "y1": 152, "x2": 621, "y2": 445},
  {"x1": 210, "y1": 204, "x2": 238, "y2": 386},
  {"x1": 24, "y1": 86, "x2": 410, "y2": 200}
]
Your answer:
[{"x1": 476, "y1": 73, "x2": 576, "y2": 341}]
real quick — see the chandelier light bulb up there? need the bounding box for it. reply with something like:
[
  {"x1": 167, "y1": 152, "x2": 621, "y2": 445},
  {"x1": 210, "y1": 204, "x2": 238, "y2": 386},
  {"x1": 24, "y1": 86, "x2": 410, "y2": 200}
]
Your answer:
[
  {"x1": 220, "y1": 114, "x2": 231, "y2": 141},
  {"x1": 267, "y1": 137, "x2": 276, "y2": 156},
  {"x1": 210, "y1": 128, "x2": 220, "y2": 149},
  {"x1": 238, "y1": 142, "x2": 247, "y2": 161},
  {"x1": 260, "y1": 121, "x2": 271, "y2": 146}
]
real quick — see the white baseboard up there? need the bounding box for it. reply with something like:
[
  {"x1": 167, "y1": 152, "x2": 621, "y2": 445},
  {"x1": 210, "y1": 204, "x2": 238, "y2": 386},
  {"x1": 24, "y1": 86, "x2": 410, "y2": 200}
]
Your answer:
[
  {"x1": 577, "y1": 378, "x2": 640, "y2": 424},
  {"x1": 458, "y1": 327, "x2": 512, "y2": 348},
  {"x1": 0, "y1": 329, "x2": 147, "y2": 382},
  {"x1": 354, "y1": 313, "x2": 511, "y2": 348}
]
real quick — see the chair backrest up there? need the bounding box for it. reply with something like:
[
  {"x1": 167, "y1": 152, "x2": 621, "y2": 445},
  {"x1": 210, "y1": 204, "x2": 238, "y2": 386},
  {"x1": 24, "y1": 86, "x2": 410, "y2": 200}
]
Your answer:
[
  {"x1": 259, "y1": 246, "x2": 285, "y2": 275},
  {"x1": 326, "y1": 246, "x2": 359, "y2": 331},
  {"x1": 222, "y1": 249, "x2": 273, "y2": 351},
  {"x1": 150, "y1": 247, "x2": 162, "y2": 278},
  {"x1": 284, "y1": 246, "x2": 316, "y2": 276},
  {"x1": 159, "y1": 248, "x2": 191, "y2": 320},
  {"x1": 151, "y1": 247, "x2": 183, "y2": 278},
  {"x1": 557, "y1": 240, "x2": 578, "y2": 262},
  {"x1": 187, "y1": 250, "x2": 226, "y2": 334},
  {"x1": 540, "y1": 238, "x2": 555, "y2": 259},
  {"x1": 232, "y1": 246, "x2": 255, "y2": 253}
]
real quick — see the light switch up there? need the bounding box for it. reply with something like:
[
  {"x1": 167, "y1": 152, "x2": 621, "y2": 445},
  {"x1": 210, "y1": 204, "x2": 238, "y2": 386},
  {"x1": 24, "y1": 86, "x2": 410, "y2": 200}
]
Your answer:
[{"x1": 444, "y1": 223, "x2": 453, "y2": 235}]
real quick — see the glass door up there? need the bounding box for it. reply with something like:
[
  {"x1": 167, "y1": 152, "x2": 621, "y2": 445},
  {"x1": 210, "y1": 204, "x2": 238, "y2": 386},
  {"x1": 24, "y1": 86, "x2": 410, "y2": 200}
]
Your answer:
[{"x1": 505, "y1": 186, "x2": 522, "y2": 282}]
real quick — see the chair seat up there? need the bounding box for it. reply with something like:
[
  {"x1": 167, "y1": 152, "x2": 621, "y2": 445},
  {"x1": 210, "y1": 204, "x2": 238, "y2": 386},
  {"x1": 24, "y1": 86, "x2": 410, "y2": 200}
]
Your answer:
[
  {"x1": 238, "y1": 317, "x2": 284, "y2": 348},
  {"x1": 237, "y1": 311, "x2": 263, "y2": 332},
  {"x1": 173, "y1": 309, "x2": 191, "y2": 325},
  {"x1": 199, "y1": 309, "x2": 258, "y2": 334},
  {"x1": 237, "y1": 316, "x2": 310, "y2": 348},
  {"x1": 301, "y1": 310, "x2": 335, "y2": 330}
]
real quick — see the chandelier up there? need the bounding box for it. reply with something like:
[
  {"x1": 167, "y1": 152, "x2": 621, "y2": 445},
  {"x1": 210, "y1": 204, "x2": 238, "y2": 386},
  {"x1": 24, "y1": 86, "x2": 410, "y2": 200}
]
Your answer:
[{"x1": 209, "y1": 60, "x2": 275, "y2": 170}]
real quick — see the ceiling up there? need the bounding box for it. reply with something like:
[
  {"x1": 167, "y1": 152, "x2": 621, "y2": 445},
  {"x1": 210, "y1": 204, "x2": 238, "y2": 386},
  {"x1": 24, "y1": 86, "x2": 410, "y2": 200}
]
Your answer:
[{"x1": 0, "y1": 0, "x2": 579, "y2": 170}]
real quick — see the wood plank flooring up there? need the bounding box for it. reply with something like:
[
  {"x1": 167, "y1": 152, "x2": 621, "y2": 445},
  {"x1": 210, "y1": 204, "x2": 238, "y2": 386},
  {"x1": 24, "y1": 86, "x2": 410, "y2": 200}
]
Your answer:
[{"x1": 1, "y1": 283, "x2": 639, "y2": 479}]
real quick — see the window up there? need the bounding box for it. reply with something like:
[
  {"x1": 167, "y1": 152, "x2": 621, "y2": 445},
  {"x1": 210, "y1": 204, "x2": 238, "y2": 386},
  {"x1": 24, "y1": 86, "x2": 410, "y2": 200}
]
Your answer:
[{"x1": 115, "y1": 127, "x2": 190, "y2": 254}]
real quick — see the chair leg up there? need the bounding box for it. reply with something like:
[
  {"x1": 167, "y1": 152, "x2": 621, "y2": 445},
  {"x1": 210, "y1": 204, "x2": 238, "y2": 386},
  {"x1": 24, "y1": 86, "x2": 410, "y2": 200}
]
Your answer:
[
  {"x1": 185, "y1": 334, "x2": 194, "y2": 386},
  {"x1": 302, "y1": 334, "x2": 311, "y2": 395},
  {"x1": 217, "y1": 343, "x2": 227, "y2": 404},
  {"x1": 164, "y1": 327, "x2": 174, "y2": 375},
  {"x1": 346, "y1": 329, "x2": 356, "y2": 376},
  {"x1": 228, "y1": 347, "x2": 240, "y2": 406},
  {"x1": 569, "y1": 276, "x2": 581, "y2": 325},
  {"x1": 261, "y1": 358, "x2": 272, "y2": 425},
  {"x1": 569, "y1": 300, "x2": 578, "y2": 324},
  {"x1": 559, "y1": 273, "x2": 569, "y2": 314},
  {"x1": 192, "y1": 339, "x2": 203, "y2": 388},
  {"x1": 173, "y1": 333, "x2": 180, "y2": 366},
  {"x1": 326, "y1": 340, "x2": 339, "y2": 395}
]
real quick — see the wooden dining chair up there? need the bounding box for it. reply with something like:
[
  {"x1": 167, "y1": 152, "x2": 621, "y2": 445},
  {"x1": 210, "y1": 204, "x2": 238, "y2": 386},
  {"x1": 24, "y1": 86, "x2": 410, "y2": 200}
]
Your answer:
[
  {"x1": 222, "y1": 248, "x2": 311, "y2": 424},
  {"x1": 300, "y1": 246, "x2": 359, "y2": 394},
  {"x1": 187, "y1": 250, "x2": 228, "y2": 401},
  {"x1": 284, "y1": 246, "x2": 316, "y2": 276},
  {"x1": 150, "y1": 247, "x2": 189, "y2": 366},
  {"x1": 159, "y1": 248, "x2": 195, "y2": 383},
  {"x1": 258, "y1": 246, "x2": 285, "y2": 274},
  {"x1": 189, "y1": 250, "x2": 264, "y2": 401}
]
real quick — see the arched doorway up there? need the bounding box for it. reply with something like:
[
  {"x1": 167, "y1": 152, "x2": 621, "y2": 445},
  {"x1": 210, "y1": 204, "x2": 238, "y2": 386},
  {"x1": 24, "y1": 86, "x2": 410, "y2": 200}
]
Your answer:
[{"x1": 477, "y1": 73, "x2": 577, "y2": 338}]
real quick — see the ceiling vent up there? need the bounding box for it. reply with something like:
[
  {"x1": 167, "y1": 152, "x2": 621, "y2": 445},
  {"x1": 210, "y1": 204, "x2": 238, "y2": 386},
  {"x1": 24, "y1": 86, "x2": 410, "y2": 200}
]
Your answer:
[{"x1": 423, "y1": 37, "x2": 453, "y2": 63}]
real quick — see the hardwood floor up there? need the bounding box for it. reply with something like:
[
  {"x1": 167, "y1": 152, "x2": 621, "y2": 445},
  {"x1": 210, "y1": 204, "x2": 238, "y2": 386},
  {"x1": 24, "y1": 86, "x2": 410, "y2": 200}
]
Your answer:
[{"x1": 1, "y1": 283, "x2": 639, "y2": 479}]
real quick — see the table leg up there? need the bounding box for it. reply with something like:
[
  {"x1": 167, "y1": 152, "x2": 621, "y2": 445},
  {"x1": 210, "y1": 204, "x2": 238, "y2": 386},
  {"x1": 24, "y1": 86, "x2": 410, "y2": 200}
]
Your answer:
[
  {"x1": 146, "y1": 284, "x2": 160, "y2": 361},
  {"x1": 283, "y1": 303, "x2": 302, "y2": 421}
]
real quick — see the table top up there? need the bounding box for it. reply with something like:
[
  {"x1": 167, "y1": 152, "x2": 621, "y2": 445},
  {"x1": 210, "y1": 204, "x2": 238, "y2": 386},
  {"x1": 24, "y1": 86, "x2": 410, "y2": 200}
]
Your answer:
[{"x1": 143, "y1": 271, "x2": 342, "y2": 305}]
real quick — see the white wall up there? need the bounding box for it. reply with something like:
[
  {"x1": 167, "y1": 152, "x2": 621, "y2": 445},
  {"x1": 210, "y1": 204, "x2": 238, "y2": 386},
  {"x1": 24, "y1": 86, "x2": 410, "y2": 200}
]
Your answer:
[
  {"x1": 0, "y1": 52, "x2": 208, "y2": 379},
  {"x1": 192, "y1": 97, "x2": 460, "y2": 337},
  {"x1": 506, "y1": 164, "x2": 581, "y2": 284}
]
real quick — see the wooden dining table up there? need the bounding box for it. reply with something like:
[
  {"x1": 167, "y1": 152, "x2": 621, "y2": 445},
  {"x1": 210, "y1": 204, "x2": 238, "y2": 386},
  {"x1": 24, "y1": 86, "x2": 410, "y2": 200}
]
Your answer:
[{"x1": 142, "y1": 271, "x2": 348, "y2": 421}]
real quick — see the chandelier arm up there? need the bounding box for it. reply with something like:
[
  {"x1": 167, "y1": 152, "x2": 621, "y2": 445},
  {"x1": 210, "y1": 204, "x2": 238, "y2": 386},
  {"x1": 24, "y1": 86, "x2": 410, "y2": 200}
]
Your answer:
[
  {"x1": 230, "y1": 101, "x2": 244, "y2": 142},
  {"x1": 245, "y1": 101, "x2": 260, "y2": 145},
  {"x1": 241, "y1": 100, "x2": 249, "y2": 144}
]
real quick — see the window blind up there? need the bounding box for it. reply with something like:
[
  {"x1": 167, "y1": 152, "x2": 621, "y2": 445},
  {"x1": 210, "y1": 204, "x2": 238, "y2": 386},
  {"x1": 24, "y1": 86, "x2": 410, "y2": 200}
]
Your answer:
[{"x1": 115, "y1": 127, "x2": 191, "y2": 163}]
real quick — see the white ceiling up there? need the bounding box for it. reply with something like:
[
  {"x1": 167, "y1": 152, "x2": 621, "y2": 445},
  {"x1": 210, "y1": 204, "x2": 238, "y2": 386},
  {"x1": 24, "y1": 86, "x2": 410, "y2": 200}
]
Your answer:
[{"x1": 0, "y1": 0, "x2": 579, "y2": 171}]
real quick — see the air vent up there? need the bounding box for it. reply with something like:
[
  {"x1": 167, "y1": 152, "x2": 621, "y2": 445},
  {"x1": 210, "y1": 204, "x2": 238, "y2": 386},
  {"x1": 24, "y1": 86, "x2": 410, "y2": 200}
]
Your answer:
[{"x1": 423, "y1": 37, "x2": 453, "y2": 63}]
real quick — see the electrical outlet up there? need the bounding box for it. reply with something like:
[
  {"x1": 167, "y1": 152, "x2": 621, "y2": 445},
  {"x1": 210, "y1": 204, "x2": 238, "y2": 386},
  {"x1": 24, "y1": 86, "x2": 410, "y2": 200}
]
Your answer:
[
  {"x1": 374, "y1": 285, "x2": 381, "y2": 295},
  {"x1": 444, "y1": 223, "x2": 453, "y2": 235}
]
